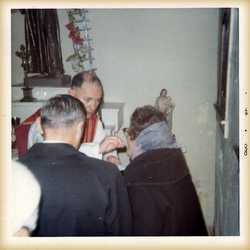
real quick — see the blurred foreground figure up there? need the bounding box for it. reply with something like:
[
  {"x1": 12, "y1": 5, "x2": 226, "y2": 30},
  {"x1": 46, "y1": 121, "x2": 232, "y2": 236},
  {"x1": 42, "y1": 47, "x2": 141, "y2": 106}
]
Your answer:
[{"x1": 11, "y1": 160, "x2": 41, "y2": 236}]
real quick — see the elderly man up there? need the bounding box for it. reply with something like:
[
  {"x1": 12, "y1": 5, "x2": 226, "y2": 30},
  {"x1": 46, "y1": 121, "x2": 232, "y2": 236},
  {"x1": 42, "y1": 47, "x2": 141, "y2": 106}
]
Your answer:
[
  {"x1": 19, "y1": 95, "x2": 131, "y2": 236},
  {"x1": 16, "y1": 71, "x2": 122, "y2": 163}
]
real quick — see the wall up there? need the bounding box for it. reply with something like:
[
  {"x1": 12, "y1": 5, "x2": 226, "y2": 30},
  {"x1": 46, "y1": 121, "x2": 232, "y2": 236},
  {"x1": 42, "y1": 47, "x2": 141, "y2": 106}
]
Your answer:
[{"x1": 11, "y1": 9, "x2": 219, "y2": 229}]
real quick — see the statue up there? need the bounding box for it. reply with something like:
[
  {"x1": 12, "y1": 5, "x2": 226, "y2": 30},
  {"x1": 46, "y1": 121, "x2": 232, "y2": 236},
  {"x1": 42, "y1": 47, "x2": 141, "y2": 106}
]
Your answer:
[
  {"x1": 155, "y1": 88, "x2": 175, "y2": 130},
  {"x1": 15, "y1": 44, "x2": 36, "y2": 101},
  {"x1": 22, "y1": 9, "x2": 64, "y2": 76},
  {"x1": 19, "y1": 9, "x2": 70, "y2": 86}
]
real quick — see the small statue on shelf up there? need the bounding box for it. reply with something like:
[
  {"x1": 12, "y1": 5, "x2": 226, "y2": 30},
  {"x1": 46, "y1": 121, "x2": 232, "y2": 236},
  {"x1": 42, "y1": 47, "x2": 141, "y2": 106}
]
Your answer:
[
  {"x1": 155, "y1": 88, "x2": 175, "y2": 130},
  {"x1": 15, "y1": 44, "x2": 36, "y2": 102},
  {"x1": 15, "y1": 44, "x2": 30, "y2": 75}
]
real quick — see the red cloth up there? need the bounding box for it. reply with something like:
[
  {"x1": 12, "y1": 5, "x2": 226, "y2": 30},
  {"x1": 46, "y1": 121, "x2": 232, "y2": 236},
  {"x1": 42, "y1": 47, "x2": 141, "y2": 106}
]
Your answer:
[{"x1": 15, "y1": 109, "x2": 41, "y2": 157}]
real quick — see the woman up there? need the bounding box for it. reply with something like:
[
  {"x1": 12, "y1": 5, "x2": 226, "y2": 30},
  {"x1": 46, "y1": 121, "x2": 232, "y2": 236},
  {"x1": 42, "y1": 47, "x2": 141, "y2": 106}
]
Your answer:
[{"x1": 123, "y1": 105, "x2": 208, "y2": 236}]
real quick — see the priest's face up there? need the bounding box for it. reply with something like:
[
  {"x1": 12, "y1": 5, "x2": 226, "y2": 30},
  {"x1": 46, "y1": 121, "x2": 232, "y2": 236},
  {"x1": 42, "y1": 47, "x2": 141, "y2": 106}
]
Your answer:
[{"x1": 71, "y1": 82, "x2": 103, "y2": 118}]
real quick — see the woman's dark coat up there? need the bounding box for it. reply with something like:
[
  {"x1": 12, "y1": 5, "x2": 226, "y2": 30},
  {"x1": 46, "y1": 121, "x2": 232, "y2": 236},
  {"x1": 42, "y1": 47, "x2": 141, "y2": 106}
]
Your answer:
[{"x1": 124, "y1": 148, "x2": 208, "y2": 236}]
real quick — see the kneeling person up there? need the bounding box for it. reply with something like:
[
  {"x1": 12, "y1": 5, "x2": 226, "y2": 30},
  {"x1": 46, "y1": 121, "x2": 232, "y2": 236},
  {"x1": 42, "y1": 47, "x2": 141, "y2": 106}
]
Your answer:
[
  {"x1": 19, "y1": 95, "x2": 131, "y2": 236},
  {"x1": 124, "y1": 105, "x2": 208, "y2": 236}
]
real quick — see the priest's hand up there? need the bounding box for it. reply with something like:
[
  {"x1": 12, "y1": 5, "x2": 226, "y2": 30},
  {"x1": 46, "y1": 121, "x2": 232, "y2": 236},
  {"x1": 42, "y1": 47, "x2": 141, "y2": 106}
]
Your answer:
[{"x1": 99, "y1": 136, "x2": 125, "y2": 154}]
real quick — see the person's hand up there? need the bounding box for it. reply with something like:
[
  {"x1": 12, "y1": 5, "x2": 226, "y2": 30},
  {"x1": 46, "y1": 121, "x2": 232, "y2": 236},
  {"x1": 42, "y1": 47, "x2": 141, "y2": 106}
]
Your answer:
[
  {"x1": 106, "y1": 155, "x2": 121, "y2": 165},
  {"x1": 14, "y1": 227, "x2": 30, "y2": 237},
  {"x1": 99, "y1": 136, "x2": 125, "y2": 154}
]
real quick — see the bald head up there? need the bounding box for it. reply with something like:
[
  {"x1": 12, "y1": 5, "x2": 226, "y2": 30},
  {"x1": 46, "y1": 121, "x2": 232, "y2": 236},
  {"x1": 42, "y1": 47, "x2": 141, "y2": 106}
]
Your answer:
[{"x1": 69, "y1": 71, "x2": 103, "y2": 118}]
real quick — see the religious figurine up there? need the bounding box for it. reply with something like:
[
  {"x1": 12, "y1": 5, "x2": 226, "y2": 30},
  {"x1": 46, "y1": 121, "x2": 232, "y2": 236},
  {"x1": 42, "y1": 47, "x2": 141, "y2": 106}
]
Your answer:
[
  {"x1": 155, "y1": 88, "x2": 175, "y2": 130},
  {"x1": 15, "y1": 44, "x2": 36, "y2": 102},
  {"x1": 15, "y1": 44, "x2": 30, "y2": 75}
]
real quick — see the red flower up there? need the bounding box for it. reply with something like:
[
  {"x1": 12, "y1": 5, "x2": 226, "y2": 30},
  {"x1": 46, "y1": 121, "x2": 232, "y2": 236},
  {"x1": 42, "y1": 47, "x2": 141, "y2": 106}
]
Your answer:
[
  {"x1": 66, "y1": 22, "x2": 84, "y2": 45},
  {"x1": 65, "y1": 22, "x2": 75, "y2": 31}
]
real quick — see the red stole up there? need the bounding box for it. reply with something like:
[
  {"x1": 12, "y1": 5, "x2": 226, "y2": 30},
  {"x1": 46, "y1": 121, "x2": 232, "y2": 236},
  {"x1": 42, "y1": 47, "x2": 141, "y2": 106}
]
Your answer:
[
  {"x1": 23, "y1": 108, "x2": 41, "y2": 124},
  {"x1": 82, "y1": 114, "x2": 98, "y2": 143}
]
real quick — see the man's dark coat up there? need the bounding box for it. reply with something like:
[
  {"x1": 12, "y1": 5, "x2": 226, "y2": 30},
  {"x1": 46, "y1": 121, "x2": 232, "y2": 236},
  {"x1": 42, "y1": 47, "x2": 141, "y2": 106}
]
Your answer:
[{"x1": 20, "y1": 143, "x2": 131, "y2": 236}]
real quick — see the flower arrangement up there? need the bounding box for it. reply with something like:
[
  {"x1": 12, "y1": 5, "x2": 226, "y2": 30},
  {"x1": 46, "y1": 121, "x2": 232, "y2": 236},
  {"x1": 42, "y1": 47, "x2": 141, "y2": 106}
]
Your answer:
[{"x1": 65, "y1": 10, "x2": 89, "y2": 72}]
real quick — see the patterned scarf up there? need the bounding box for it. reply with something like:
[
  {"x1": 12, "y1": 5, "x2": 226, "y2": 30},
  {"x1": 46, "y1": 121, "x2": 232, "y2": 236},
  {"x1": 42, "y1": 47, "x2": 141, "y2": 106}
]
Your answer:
[{"x1": 132, "y1": 121, "x2": 179, "y2": 160}]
